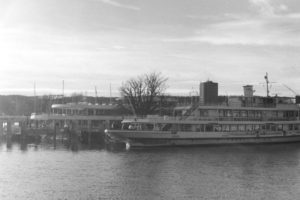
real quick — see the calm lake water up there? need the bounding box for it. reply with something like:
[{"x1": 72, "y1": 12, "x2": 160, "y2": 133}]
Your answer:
[{"x1": 1, "y1": 142, "x2": 300, "y2": 200}]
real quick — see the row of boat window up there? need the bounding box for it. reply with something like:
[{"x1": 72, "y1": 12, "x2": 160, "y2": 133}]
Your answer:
[
  {"x1": 52, "y1": 109, "x2": 114, "y2": 115},
  {"x1": 123, "y1": 123, "x2": 300, "y2": 132},
  {"x1": 198, "y1": 109, "x2": 298, "y2": 118}
]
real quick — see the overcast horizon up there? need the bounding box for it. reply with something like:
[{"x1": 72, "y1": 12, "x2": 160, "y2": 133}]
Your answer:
[{"x1": 1, "y1": 0, "x2": 300, "y2": 97}]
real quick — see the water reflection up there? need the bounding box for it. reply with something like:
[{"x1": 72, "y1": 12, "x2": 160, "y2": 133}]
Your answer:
[{"x1": 1, "y1": 142, "x2": 300, "y2": 200}]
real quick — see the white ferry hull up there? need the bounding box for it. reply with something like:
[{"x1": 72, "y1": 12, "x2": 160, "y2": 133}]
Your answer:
[{"x1": 105, "y1": 130, "x2": 300, "y2": 148}]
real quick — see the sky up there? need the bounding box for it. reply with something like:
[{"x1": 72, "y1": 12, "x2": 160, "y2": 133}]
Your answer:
[{"x1": 0, "y1": 0, "x2": 300, "y2": 97}]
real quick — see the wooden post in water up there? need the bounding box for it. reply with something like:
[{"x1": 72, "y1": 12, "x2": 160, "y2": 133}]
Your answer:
[
  {"x1": 87, "y1": 120, "x2": 92, "y2": 146},
  {"x1": 20, "y1": 121, "x2": 28, "y2": 152},
  {"x1": 63, "y1": 122, "x2": 70, "y2": 147},
  {"x1": 6, "y1": 121, "x2": 12, "y2": 148},
  {"x1": 104, "y1": 120, "x2": 110, "y2": 145},
  {"x1": 20, "y1": 121, "x2": 27, "y2": 143},
  {"x1": 53, "y1": 122, "x2": 57, "y2": 148},
  {"x1": 70, "y1": 120, "x2": 79, "y2": 151},
  {"x1": 0, "y1": 121, "x2": 3, "y2": 139}
]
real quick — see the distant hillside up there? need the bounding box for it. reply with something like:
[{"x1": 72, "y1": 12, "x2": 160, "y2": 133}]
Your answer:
[
  {"x1": 0, "y1": 94, "x2": 196, "y2": 116},
  {"x1": 0, "y1": 95, "x2": 34, "y2": 116},
  {"x1": 0, "y1": 95, "x2": 120, "y2": 116}
]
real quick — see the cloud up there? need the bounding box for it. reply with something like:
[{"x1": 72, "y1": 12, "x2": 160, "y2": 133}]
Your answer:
[
  {"x1": 95, "y1": 0, "x2": 140, "y2": 11},
  {"x1": 164, "y1": 13, "x2": 300, "y2": 46},
  {"x1": 249, "y1": 0, "x2": 288, "y2": 16},
  {"x1": 249, "y1": 0, "x2": 275, "y2": 16}
]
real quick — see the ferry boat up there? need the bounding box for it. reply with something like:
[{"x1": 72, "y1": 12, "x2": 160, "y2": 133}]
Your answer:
[
  {"x1": 105, "y1": 76, "x2": 300, "y2": 148},
  {"x1": 30, "y1": 102, "x2": 124, "y2": 144}
]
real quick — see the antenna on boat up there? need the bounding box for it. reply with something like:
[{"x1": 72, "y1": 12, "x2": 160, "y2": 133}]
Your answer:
[
  {"x1": 264, "y1": 72, "x2": 270, "y2": 97},
  {"x1": 94, "y1": 86, "x2": 98, "y2": 104},
  {"x1": 34, "y1": 81, "x2": 36, "y2": 113},
  {"x1": 62, "y1": 80, "x2": 64, "y2": 104},
  {"x1": 109, "y1": 83, "x2": 112, "y2": 104}
]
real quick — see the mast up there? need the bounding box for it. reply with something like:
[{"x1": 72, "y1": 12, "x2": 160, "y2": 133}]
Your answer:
[
  {"x1": 34, "y1": 81, "x2": 37, "y2": 113},
  {"x1": 109, "y1": 83, "x2": 112, "y2": 104},
  {"x1": 94, "y1": 86, "x2": 98, "y2": 104},
  {"x1": 264, "y1": 72, "x2": 270, "y2": 97},
  {"x1": 62, "y1": 80, "x2": 64, "y2": 104}
]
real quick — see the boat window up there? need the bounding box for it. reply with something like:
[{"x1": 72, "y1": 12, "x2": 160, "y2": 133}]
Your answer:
[
  {"x1": 88, "y1": 109, "x2": 94, "y2": 115},
  {"x1": 218, "y1": 110, "x2": 224, "y2": 117},
  {"x1": 231, "y1": 125, "x2": 237, "y2": 131},
  {"x1": 128, "y1": 124, "x2": 138, "y2": 130},
  {"x1": 199, "y1": 109, "x2": 208, "y2": 117},
  {"x1": 95, "y1": 109, "x2": 102, "y2": 115},
  {"x1": 266, "y1": 124, "x2": 270, "y2": 130},
  {"x1": 277, "y1": 124, "x2": 283, "y2": 131},
  {"x1": 214, "y1": 125, "x2": 221, "y2": 132},
  {"x1": 111, "y1": 121, "x2": 121, "y2": 129},
  {"x1": 205, "y1": 124, "x2": 213, "y2": 132},
  {"x1": 222, "y1": 125, "x2": 230, "y2": 132},
  {"x1": 143, "y1": 124, "x2": 154, "y2": 131},
  {"x1": 238, "y1": 125, "x2": 245, "y2": 131},
  {"x1": 289, "y1": 124, "x2": 293, "y2": 131},
  {"x1": 153, "y1": 124, "x2": 161, "y2": 131},
  {"x1": 225, "y1": 110, "x2": 232, "y2": 117},
  {"x1": 283, "y1": 124, "x2": 289, "y2": 131},
  {"x1": 271, "y1": 124, "x2": 276, "y2": 131},
  {"x1": 255, "y1": 111, "x2": 262, "y2": 118},
  {"x1": 233, "y1": 110, "x2": 240, "y2": 117},
  {"x1": 181, "y1": 124, "x2": 192, "y2": 131},
  {"x1": 122, "y1": 123, "x2": 130, "y2": 130},
  {"x1": 254, "y1": 124, "x2": 260, "y2": 130},
  {"x1": 246, "y1": 125, "x2": 252, "y2": 131},
  {"x1": 248, "y1": 111, "x2": 255, "y2": 118},
  {"x1": 195, "y1": 125, "x2": 201, "y2": 132},
  {"x1": 171, "y1": 124, "x2": 178, "y2": 131},
  {"x1": 162, "y1": 124, "x2": 172, "y2": 131},
  {"x1": 91, "y1": 120, "x2": 103, "y2": 128},
  {"x1": 241, "y1": 111, "x2": 247, "y2": 117}
]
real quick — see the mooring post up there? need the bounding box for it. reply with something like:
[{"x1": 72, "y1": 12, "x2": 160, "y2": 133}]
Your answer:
[
  {"x1": 104, "y1": 120, "x2": 110, "y2": 145},
  {"x1": 20, "y1": 121, "x2": 27, "y2": 142},
  {"x1": 71, "y1": 120, "x2": 79, "y2": 151},
  {"x1": 0, "y1": 121, "x2": 3, "y2": 139},
  {"x1": 53, "y1": 122, "x2": 57, "y2": 148},
  {"x1": 87, "y1": 120, "x2": 92, "y2": 146},
  {"x1": 6, "y1": 121, "x2": 12, "y2": 148},
  {"x1": 63, "y1": 122, "x2": 70, "y2": 146}
]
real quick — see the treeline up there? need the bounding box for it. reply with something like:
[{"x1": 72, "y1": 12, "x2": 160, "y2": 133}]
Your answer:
[
  {"x1": 0, "y1": 95, "x2": 119, "y2": 116},
  {"x1": 0, "y1": 94, "x2": 199, "y2": 116}
]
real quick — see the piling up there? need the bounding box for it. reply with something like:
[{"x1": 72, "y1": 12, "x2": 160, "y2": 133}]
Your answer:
[
  {"x1": 64, "y1": 124, "x2": 71, "y2": 147},
  {"x1": 6, "y1": 121, "x2": 12, "y2": 148},
  {"x1": 20, "y1": 121, "x2": 27, "y2": 142},
  {"x1": 53, "y1": 123, "x2": 57, "y2": 148},
  {"x1": 70, "y1": 120, "x2": 79, "y2": 151},
  {"x1": 0, "y1": 121, "x2": 3, "y2": 139},
  {"x1": 87, "y1": 120, "x2": 92, "y2": 146}
]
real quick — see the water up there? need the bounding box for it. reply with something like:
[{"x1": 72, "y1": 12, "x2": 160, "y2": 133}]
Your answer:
[{"x1": 1, "y1": 143, "x2": 300, "y2": 200}]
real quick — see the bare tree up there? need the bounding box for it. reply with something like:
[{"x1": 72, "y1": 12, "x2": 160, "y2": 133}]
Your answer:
[{"x1": 120, "y1": 72, "x2": 168, "y2": 115}]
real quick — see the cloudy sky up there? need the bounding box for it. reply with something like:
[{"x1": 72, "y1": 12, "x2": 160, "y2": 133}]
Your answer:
[{"x1": 0, "y1": 0, "x2": 300, "y2": 96}]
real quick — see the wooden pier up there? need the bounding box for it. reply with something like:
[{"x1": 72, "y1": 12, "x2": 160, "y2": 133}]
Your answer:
[
  {"x1": 0, "y1": 115, "x2": 30, "y2": 147},
  {"x1": 29, "y1": 113, "x2": 123, "y2": 147},
  {"x1": 1, "y1": 102, "x2": 125, "y2": 148}
]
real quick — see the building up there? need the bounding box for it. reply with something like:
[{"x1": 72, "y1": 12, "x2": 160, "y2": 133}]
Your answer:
[{"x1": 199, "y1": 81, "x2": 218, "y2": 105}]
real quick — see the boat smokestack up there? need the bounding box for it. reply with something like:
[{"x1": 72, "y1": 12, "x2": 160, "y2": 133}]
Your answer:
[{"x1": 199, "y1": 80, "x2": 218, "y2": 105}]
